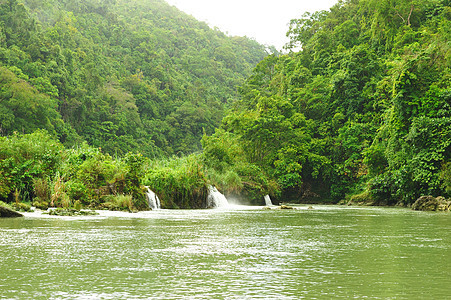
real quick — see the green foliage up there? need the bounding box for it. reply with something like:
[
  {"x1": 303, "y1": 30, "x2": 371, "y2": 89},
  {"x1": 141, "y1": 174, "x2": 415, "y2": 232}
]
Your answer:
[
  {"x1": 0, "y1": 0, "x2": 267, "y2": 156},
  {"x1": 440, "y1": 162, "x2": 451, "y2": 193},
  {"x1": 33, "y1": 177, "x2": 51, "y2": 203},
  {"x1": 59, "y1": 145, "x2": 148, "y2": 209},
  {"x1": 0, "y1": 200, "x2": 14, "y2": 210},
  {"x1": 12, "y1": 202, "x2": 32, "y2": 212},
  {"x1": 209, "y1": 0, "x2": 450, "y2": 205},
  {"x1": 349, "y1": 190, "x2": 374, "y2": 206},
  {"x1": 144, "y1": 154, "x2": 208, "y2": 209},
  {"x1": 1, "y1": 0, "x2": 448, "y2": 207},
  {"x1": 0, "y1": 130, "x2": 63, "y2": 202},
  {"x1": 101, "y1": 194, "x2": 134, "y2": 211},
  {"x1": 201, "y1": 129, "x2": 278, "y2": 204},
  {"x1": 0, "y1": 132, "x2": 148, "y2": 210}
]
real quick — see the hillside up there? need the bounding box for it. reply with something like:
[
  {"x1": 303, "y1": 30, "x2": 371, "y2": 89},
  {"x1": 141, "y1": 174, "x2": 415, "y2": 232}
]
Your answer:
[
  {"x1": 1, "y1": 0, "x2": 449, "y2": 209},
  {"x1": 202, "y1": 0, "x2": 450, "y2": 205},
  {"x1": 0, "y1": 0, "x2": 268, "y2": 156}
]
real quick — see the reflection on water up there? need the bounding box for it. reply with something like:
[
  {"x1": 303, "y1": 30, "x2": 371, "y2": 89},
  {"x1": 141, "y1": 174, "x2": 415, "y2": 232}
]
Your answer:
[{"x1": 0, "y1": 206, "x2": 450, "y2": 299}]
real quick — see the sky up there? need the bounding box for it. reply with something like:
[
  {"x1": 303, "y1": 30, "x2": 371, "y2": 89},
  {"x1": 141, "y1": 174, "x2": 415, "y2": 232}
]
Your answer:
[{"x1": 165, "y1": 0, "x2": 339, "y2": 50}]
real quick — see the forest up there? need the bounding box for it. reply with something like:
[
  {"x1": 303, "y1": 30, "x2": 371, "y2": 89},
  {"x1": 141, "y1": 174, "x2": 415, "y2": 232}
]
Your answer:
[
  {"x1": 202, "y1": 0, "x2": 450, "y2": 207},
  {"x1": 0, "y1": 0, "x2": 268, "y2": 156},
  {"x1": 0, "y1": 0, "x2": 450, "y2": 211}
]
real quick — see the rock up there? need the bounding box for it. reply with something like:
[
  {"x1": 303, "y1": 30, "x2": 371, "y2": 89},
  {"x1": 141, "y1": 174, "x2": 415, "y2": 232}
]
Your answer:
[
  {"x1": 280, "y1": 205, "x2": 294, "y2": 210},
  {"x1": 0, "y1": 205, "x2": 23, "y2": 218},
  {"x1": 412, "y1": 196, "x2": 451, "y2": 212},
  {"x1": 347, "y1": 191, "x2": 374, "y2": 206},
  {"x1": 47, "y1": 208, "x2": 99, "y2": 216}
]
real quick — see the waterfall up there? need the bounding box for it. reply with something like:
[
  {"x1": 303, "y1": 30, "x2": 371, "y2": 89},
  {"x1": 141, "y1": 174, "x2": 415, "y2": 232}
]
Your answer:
[
  {"x1": 264, "y1": 195, "x2": 273, "y2": 206},
  {"x1": 145, "y1": 187, "x2": 161, "y2": 210},
  {"x1": 207, "y1": 186, "x2": 229, "y2": 208}
]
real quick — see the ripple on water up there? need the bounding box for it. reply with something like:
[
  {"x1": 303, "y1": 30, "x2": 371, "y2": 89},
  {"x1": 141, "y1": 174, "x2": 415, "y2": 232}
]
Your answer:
[{"x1": 1, "y1": 206, "x2": 450, "y2": 299}]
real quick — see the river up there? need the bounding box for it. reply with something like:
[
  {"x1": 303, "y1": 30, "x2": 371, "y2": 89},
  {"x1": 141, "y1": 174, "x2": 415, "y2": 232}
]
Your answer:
[{"x1": 1, "y1": 205, "x2": 450, "y2": 299}]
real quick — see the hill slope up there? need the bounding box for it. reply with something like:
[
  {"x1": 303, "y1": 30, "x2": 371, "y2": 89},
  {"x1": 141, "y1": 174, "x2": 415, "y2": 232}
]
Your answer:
[
  {"x1": 0, "y1": 0, "x2": 268, "y2": 156},
  {"x1": 202, "y1": 0, "x2": 450, "y2": 205}
]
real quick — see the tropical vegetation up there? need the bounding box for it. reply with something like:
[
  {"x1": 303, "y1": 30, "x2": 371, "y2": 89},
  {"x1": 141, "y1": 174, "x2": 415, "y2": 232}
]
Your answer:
[
  {"x1": 0, "y1": 0, "x2": 449, "y2": 210},
  {"x1": 203, "y1": 0, "x2": 450, "y2": 206}
]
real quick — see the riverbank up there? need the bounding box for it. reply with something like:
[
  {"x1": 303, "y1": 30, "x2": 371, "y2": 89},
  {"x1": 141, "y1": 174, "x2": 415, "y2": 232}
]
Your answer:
[
  {"x1": 15, "y1": 204, "x2": 330, "y2": 219},
  {"x1": 3, "y1": 197, "x2": 451, "y2": 220}
]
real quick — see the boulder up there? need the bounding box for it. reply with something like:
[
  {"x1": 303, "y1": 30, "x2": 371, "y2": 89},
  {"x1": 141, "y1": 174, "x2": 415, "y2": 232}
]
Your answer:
[
  {"x1": 412, "y1": 196, "x2": 451, "y2": 212},
  {"x1": 0, "y1": 205, "x2": 23, "y2": 218},
  {"x1": 280, "y1": 205, "x2": 294, "y2": 210}
]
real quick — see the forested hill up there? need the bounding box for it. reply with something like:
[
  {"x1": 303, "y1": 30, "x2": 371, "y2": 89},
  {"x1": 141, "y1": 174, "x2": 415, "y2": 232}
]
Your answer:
[
  {"x1": 0, "y1": 0, "x2": 268, "y2": 156},
  {"x1": 202, "y1": 0, "x2": 450, "y2": 205}
]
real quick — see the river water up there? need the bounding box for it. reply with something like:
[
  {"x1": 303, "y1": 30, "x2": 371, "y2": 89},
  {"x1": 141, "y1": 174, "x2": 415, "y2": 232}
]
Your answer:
[{"x1": 1, "y1": 205, "x2": 450, "y2": 299}]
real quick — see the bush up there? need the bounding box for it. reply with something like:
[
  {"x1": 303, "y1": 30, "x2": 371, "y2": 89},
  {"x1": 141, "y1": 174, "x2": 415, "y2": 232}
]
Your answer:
[
  {"x1": 368, "y1": 173, "x2": 396, "y2": 205},
  {"x1": 33, "y1": 178, "x2": 51, "y2": 202},
  {"x1": 0, "y1": 130, "x2": 63, "y2": 202},
  {"x1": 201, "y1": 130, "x2": 277, "y2": 204},
  {"x1": 440, "y1": 162, "x2": 451, "y2": 194},
  {"x1": 0, "y1": 200, "x2": 14, "y2": 210},
  {"x1": 65, "y1": 181, "x2": 90, "y2": 205},
  {"x1": 348, "y1": 190, "x2": 374, "y2": 206},
  {"x1": 101, "y1": 194, "x2": 134, "y2": 211},
  {"x1": 144, "y1": 155, "x2": 208, "y2": 209},
  {"x1": 12, "y1": 202, "x2": 32, "y2": 212},
  {"x1": 32, "y1": 199, "x2": 49, "y2": 210}
]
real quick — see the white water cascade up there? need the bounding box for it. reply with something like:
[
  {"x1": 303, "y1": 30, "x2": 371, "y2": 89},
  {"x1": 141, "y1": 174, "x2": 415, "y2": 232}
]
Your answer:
[
  {"x1": 207, "y1": 186, "x2": 229, "y2": 208},
  {"x1": 145, "y1": 187, "x2": 161, "y2": 210},
  {"x1": 264, "y1": 195, "x2": 273, "y2": 206}
]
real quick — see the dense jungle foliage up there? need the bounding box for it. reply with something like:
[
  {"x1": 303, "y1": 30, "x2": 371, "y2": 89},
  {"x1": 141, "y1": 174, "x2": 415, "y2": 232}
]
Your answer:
[
  {"x1": 204, "y1": 0, "x2": 450, "y2": 206},
  {"x1": 0, "y1": 0, "x2": 268, "y2": 156},
  {"x1": 0, "y1": 0, "x2": 449, "y2": 210},
  {"x1": 0, "y1": 0, "x2": 268, "y2": 209},
  {"x1": 0, "y1": 130, "x2": 148, "y2": 210}
]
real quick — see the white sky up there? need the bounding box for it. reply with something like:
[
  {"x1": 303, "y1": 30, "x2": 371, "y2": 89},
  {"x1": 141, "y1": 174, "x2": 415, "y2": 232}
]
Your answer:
[{"x1": 165, "y1": 0, "x2": 339, "y2": 50}]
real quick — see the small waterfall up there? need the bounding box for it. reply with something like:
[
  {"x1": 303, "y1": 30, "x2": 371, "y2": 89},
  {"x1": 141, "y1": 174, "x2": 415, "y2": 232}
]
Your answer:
[
  {"x1": 264, "y1": 195, "x2": 273, "y2": 206},
  {"x1": 145, "y1": 187, "x2": 161, "y2": 210},
  {"x1": 207, "y1": 186, "x2": 229, "y2": 208}
]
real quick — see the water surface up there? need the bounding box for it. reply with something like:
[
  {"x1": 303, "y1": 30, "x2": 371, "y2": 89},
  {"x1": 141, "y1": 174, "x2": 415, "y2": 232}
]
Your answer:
[{"x1": 1, "y1": 206, "x2": 450, "y2": 299}]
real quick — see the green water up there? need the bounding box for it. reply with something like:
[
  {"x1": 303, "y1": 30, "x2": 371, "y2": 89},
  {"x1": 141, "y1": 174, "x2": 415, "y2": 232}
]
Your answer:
[{"x1": 1, "y1": 206, "x2": 450, "y2": 299}]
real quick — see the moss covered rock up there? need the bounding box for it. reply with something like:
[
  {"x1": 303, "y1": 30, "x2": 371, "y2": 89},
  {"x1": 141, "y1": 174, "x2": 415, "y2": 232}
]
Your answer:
[
  {"x1": 32, "y1": 200, "x2": 49, "y2": 210},
  {"x1": 0, "y1": 205, "x2": 23, "y2": 218},
  {"x1": 347, "y1": 191, "x2": 374, "y2": 206},
  {"x1": 46, "y1": 208, "x2": 99, "y2": 216},
  {"x1": 12, "y1": 202, "x2": 33, "y2": 212},
  {"x1": 412, "y1": 196, "x2": 451, "y2": 212}
]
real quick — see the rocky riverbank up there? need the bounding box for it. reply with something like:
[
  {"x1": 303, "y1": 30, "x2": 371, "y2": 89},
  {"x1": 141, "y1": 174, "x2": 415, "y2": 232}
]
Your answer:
[{"x1": 412, "y1": 196, "x2": 451, "y2": 212}]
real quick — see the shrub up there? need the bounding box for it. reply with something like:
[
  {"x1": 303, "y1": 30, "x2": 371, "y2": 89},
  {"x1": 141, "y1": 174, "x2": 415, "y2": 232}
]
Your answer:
[
  {"x1": 12, "y1": 202, "x2": 32, "y2": 212},
  {"x1": 0, "y1": 130, "x2": 63, "y2": 202},
  {"x1": 33, "y1": 177, "x2": 51, "y2": 202},
  {"x1": 101, "y1": 194, "x2": 134, "y2": 211},
  {"x1": 144, "y1": 154, "x2": 208, "y2": 209},
  {"x1": 32, "y1": 199, "x2": 49, "y2": 210},
  {"x1": 348, "y1": 190, "x2": 374, "y2": 206}
]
